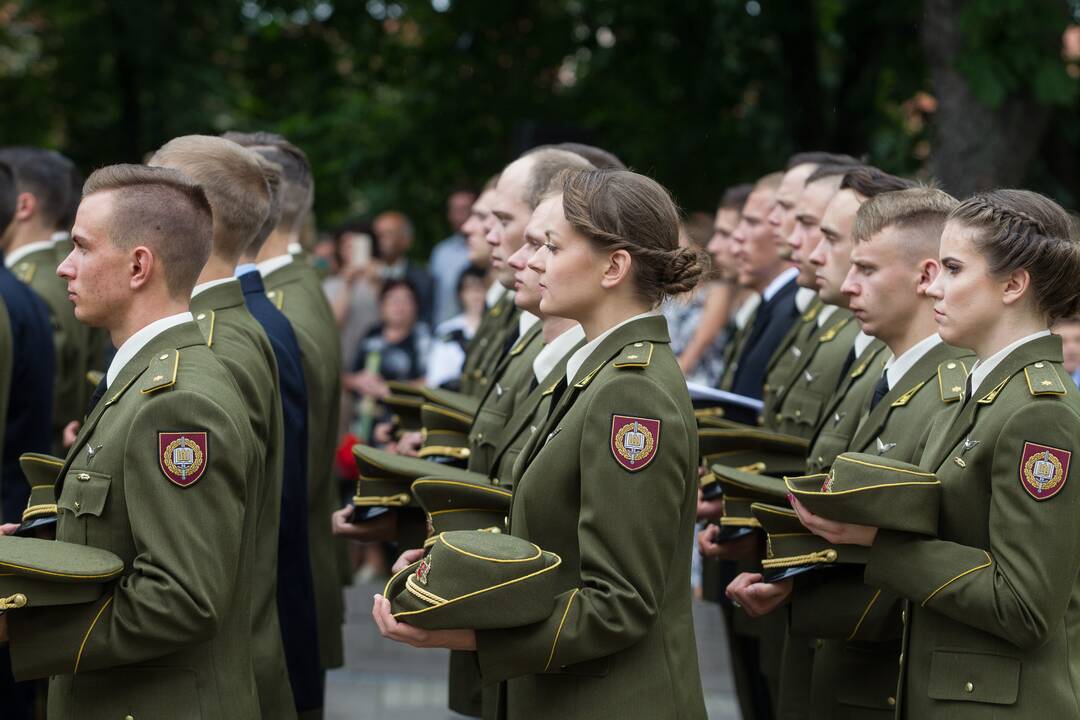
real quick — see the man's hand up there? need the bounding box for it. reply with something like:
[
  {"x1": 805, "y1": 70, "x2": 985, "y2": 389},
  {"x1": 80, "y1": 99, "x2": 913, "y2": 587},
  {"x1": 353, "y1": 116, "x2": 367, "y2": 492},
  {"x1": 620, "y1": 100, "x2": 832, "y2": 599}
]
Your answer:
[
  {"x1": 0, "y1": 524, "x2": 19, "y2": 537},
  {"x1": 394, "y1": 431, "x2": 423, "y2": 457},
  {"x1": 63, "y1": 420, "x2": 81, "y2": 449},
  {"x1": 725, "y1": 573, "x2": 793, "y2": 617},
  {"x1": 371, "y1": 594, "x2": 476, "y2": 650},
  {"x1": 790, "y1": 496, "x2": 878, "y2": 546},
  {"x1": 697, "y1": 525, "x2": 759, "y2": 560},
  {"x1": 697, "y1": 492, "x2": 725, "y2": 522},
  {"x1": 331, "y1": 505, "x2": 397, "y2": 541},
  {"x1": 392, "y1": 548, "x2": 426, "y2": 574}
]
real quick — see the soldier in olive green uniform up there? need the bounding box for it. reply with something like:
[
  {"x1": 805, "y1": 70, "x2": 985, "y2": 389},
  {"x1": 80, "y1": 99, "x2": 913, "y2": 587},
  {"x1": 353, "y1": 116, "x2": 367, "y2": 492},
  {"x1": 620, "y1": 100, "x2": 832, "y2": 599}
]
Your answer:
[
  {"x1": 3, "y1": 164, "x2": 261, "y2": 719},
  {"x1": 461, "y1": 286, "x2": 519, "y2": 397}
]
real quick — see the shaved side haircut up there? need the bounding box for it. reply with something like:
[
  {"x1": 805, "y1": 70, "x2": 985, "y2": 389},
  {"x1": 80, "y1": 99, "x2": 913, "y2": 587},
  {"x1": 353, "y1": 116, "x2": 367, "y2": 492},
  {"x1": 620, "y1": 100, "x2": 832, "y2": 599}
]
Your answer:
[
  {"x1": 223, "y1": 131, "x2": 314, "y2": 235},
  {"x1": 853, "y1": 187, "x2": 958, "y2": 260}
]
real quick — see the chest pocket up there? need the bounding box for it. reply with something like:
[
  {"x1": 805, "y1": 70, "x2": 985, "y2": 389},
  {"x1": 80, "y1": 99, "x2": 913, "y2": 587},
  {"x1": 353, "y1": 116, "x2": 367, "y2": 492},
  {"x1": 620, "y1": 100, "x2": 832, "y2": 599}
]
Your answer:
[
  {"x1": 779, "y1": 390, "x2": 824, "y2": 430},
  {"x1": 57, "y1": 469, "x2": 112, "y2": 543},
  {"x1": 469, "y1": 406, "x2": 511, "y2": 475},
  {"x1": 927, "y1": 650, "x2": 1020, "y2": 705}
]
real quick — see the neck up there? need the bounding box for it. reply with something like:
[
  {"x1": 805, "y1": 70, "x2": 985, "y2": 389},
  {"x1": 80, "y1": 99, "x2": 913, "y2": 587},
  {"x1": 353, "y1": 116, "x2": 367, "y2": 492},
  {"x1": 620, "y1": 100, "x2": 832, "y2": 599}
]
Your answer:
[
  {"x1": 195, "y1": 254, "x2": 237, "y2": 286},
  {"x1": 578, "y1": 293, "x2": 651, "y2": 341},
  {"x1": 110, "y1": 295, "x2": 189, "y2": 349},
  {"x1": 543, "y1": 316, "x2": 577, "y2": 342},
  {"x1": 752, "y1": 262, "x2": 792, "y2": 294},
  {"x1": 973, "y1": 310, "x2": 1047, "y2": 361},
  {"x1": 256, "y1": 228, "x2": 296, "y2": 263},
  {"x1": 885, "y1": 305, "x2": 939, "y2": 358},
  {"x1": 5, "y1": 224, "x2": 52, "y2": 253}
]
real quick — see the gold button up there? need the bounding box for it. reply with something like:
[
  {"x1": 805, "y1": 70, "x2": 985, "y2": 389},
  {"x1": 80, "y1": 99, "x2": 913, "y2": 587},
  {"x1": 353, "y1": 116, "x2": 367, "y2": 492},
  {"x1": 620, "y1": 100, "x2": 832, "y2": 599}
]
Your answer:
[
  {"x1": 947, "y1": 362, "x2": 957, "y2": 369},
  {"x1": 74, "y1": 500, "x2": 81, "y2": 511},
  {"x1": 1035, "y1": 362, "x2": 1044, "y2": 368},
  {"x1": 964, "y1": 681, "x2": 974, "y2": 693},
  {"x1": 159, "y1": 354, "x2": 169, "y2": 360},
  {"x1": 197, "y1": 313, "x2": 207, "y2": 320},
  {"x1": 887, "y1": 697, "x2": 896, "y2": 707},
  {"x1": 794, "y1": 409, "x2": 802, "y2": 417},
  {"x1": 126, "y1": 715, "x2": 135, "y2": 720},
  {"x1": 815, "y1": 639, "x2": 824, "y2": 649},
  {"x1": 77, "y1": 472, "x2": 90, "y2": 481}
]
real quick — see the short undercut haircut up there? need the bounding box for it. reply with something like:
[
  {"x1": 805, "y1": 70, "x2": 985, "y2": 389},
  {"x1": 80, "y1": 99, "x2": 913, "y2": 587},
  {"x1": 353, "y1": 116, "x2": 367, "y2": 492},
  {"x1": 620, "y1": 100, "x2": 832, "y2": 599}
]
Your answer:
[
  {"x1": 0, "y1": 147, "x2": 79, "y2": 230},
  {"x1": 840, "y1": 166, "x2": 916, "y2": 198},
  {"x1": 521, "y1": 148, "x2": 593, "y2": 210},
  {"x1": 719, "y1": 184, "x2": 753, "y2": 212},
  {"x1": 150, "y1": 135, "x2": 270, "y2": 262},
  {"x1": 223, "y1": 131, "x2": 314, "y2": 235},
  {"x1": 853, "y1": 187, "x2": 958, "y2": 258},
  {"x1": 787, "y1": 151, "x2": 861, "y2": 171},
  {"x1": 83, "y1": 164, "x2": 213, "y2": 297},
  {"x1": 529, "y1": 142, "x2": 626, "y2": 170},
  {"x1": 248, "y1": 155, "x2": 283, "y2": 257}
]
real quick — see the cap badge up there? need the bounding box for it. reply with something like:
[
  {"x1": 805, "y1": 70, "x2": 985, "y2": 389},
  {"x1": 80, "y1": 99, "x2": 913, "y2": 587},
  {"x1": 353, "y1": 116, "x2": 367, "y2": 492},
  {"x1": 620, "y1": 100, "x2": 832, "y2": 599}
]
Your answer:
[
  {"x1": 821, "y1": 473, "x2": 835, "y2": 493},
  {"x1": 610, "y1": 415, "x2": 660, "y2": 472},
  {"x1": 159, "y1": 432, "x2": 208, "y2": 487},
  {"x1": 416, "y1": 556, "x2": 432, "y2": 585},
  {"x1": 1020, "y1": 442, "x2": 1070, "y2": 501}
]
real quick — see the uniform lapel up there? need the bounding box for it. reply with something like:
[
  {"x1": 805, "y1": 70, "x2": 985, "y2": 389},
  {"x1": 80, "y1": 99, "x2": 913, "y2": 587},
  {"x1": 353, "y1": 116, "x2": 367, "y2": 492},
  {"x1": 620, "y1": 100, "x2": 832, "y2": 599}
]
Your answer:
[
  {"x1": 772, "y1": 312, "x2": 853, "y2": 411},
  {"x1": 807, "y1": 340, "x2": 888, "y2": 446}
]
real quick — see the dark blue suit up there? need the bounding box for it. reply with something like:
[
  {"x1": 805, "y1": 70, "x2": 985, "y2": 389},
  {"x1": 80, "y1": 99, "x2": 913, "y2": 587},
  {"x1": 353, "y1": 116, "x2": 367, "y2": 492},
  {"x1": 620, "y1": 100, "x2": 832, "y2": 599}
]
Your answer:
[
  {"x1": 730, "y1": 275, "x2": 800, "y2": 403},
  {"x1": 0, "y1": 257, "x2": 54, "y2": 720},
  {"x1": 238, "y1": 268, "x2": 323, "y2": 712}
]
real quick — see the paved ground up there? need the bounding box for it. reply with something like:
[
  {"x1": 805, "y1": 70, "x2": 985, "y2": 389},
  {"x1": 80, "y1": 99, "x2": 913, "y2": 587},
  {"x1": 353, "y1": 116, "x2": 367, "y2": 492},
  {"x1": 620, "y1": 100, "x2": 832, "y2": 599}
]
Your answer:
[{"x1": 326, "y1": 577, "x2": 739, "y2": 719}]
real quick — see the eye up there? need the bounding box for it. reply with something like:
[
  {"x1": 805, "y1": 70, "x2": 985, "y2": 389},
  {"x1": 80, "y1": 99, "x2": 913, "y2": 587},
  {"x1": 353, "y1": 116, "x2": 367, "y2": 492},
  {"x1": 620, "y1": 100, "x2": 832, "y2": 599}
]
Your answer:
[
  {"x1": 943, "y1": 261, "x2": 960, "y2": 275},
  {"x1": 544, "y1": 242, "x2": 558, "y2": 254}
]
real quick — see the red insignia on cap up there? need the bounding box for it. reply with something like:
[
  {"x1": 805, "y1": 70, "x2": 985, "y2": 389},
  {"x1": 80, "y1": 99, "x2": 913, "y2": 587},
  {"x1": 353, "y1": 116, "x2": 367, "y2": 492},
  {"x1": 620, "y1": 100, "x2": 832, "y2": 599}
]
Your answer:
[
  {"x1": 159, "y1": 432, "x2": 208, "y2": 488},
  {"x1": 610, "y1": 415, "x2": 661, "y2": 472},
  {"x1": 1019, "y1": 442, "x2": 1070, "y2": 501}
]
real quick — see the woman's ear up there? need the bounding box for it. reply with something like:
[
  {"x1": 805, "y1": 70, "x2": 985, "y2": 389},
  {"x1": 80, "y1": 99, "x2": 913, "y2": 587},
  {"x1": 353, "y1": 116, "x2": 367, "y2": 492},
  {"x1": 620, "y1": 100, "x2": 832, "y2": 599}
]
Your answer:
[
  {"x1": 1001, "y1": 267, "x2": 1031, "y2": 307},
  {"x1": 600, "y1": 248, "x2": 633, "y2": 290}
]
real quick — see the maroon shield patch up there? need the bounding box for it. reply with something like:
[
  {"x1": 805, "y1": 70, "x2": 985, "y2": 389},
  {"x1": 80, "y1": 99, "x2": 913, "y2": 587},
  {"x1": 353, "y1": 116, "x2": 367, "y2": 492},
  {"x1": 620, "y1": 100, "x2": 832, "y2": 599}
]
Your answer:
[
  {"x1": 610, "y1": 415, "x2": 661, "y2": 472},
  {"x1": 159, "y1": 432, "x2": 208, "y2": 487},
  {"x1": 1019, "y1": 442, "x2": 1071, "y2": 501}
]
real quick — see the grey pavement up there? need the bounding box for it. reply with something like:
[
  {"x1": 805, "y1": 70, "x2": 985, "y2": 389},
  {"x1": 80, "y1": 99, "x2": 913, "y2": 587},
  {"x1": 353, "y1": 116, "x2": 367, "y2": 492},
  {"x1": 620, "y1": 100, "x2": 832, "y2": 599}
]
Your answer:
[{"x1": 326, "y1": 577, "x2": 739, "y2": 719}]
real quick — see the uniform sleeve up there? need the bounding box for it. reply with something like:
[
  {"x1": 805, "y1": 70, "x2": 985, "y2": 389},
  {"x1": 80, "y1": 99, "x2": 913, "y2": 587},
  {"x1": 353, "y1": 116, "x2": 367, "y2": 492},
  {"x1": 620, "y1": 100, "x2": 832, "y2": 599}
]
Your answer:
[
  {"x1": 9, "y1": 390, "x2": 252, "y2": 678},
  {"x1": 476, "y1": 374, "x2": 693, "y2": 682},
  {"x1": 864, "y1": 402, "x2": 1080, "y2": 650}
]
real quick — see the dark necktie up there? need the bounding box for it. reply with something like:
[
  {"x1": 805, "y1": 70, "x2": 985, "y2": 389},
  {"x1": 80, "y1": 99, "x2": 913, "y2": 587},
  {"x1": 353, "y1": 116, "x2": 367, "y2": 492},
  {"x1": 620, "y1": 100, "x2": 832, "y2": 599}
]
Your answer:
[
  {"x1": 500, "y1": 328, "x2": 521, "y2": 362},
  {"x1": 836, "y1": 348, "x2": 857, "y2": 389},
  {"x1": 869, "y1": 372, "x2": 890, "y2": 411},
  {"x1": 963, "y1": 373, "x2": 974, "y2": 404},
  {"x1": 528, "y1": 376, "x2": 539, "y2": 394},
  {"x1": 86, "y1": 377, "x2": 108, "y2": 417}
]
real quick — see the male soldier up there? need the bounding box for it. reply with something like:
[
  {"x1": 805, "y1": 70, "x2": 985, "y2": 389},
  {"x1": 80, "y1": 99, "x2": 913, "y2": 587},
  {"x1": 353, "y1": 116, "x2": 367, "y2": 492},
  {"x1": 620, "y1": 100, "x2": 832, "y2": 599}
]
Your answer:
[
  {"x1": 226, "y1": 131, "x2": 348, "y2": 681},
  {"x1": 0, "y1": 148, "x2": 79, "y2": 453},
  {"x1": 233, "y1": 153, "x2": 323, "y2": 716},
  {"x1": 1, "y1": 164, "x2": 261, "y2": 719},
  {"x1": 149, "y1": 136, "x2": 295, "y2": 719},
  {"x1": 729, "y1": 185, "x2": 972, "y2": 719}
]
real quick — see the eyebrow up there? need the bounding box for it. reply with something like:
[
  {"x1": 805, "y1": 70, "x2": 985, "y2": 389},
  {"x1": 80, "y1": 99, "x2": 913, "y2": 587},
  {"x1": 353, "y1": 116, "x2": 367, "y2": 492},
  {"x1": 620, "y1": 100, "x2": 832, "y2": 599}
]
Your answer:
[
  {"x1": 940, "y1": 255, "x2": 962, "y2": 264},
  {"x1": 820, "y1": 225, "x2": 838, "y2": 239},
  {"x1": 795, "y1": 212, "x2": 819, "y2": 225}
]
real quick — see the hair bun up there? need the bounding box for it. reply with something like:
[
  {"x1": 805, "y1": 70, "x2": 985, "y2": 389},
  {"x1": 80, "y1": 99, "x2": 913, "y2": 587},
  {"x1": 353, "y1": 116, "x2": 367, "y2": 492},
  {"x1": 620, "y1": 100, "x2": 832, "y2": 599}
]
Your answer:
[{"x1": 660, "y1": 246, "x2": 706, "y2": 295}]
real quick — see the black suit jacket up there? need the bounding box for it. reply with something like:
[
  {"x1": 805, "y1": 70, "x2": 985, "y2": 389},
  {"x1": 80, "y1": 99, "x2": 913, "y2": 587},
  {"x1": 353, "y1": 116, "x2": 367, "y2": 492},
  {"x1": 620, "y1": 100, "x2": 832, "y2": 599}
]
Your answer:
[
  {"x1": 729, "y1": 275, "x2": 801, "y2": 405},
  {"x1": 0, "y1": 261, "x2": 54, "y2": 524},
  {"x1": 239, "y1": 269, "x2": 323, "y2": 710}
]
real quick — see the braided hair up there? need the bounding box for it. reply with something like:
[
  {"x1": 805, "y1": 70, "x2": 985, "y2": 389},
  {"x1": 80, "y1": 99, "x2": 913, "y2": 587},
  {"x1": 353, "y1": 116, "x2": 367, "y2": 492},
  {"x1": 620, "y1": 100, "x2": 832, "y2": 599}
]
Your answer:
[
  {"x1": 950, "y1": 189, "x2": 1080, "y2": 323},
  {"x1": 557, "y1": 168, "x2": 705, "y2": 305}
]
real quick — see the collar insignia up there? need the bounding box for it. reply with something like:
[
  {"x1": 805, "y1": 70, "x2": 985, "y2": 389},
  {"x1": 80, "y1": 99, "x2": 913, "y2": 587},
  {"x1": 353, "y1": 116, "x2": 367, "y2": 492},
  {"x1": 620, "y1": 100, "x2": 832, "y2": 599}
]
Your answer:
[{"x1": 876, "y1": 437, "x2": 897, "y2": 455}]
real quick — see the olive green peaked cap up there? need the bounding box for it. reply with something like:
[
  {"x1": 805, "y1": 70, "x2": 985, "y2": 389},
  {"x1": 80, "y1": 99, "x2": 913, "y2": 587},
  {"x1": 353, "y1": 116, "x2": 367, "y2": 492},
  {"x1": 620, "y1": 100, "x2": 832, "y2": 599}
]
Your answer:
[
  {"x1": 752, "y1": 502, "x2": 868, "y2": 582},
  {"x1": 418, "y1": 403, "x2": 473, "y2": 463},
  {"x1": 0, "y1": 536, "x2": 124, "y2": 610},
  {"x1": 699, "y1": 427, "x2": 808, "y2": 478},
  {"x1": 381, "y1": 394, "x2": 425, "y2": 432},
  {"x1": 385, "y1": 380, "x2": 480, "y2": 416},
  {"x1": 352, "y1": 445, "x2": 486, "y2": 508},
  {"x1": 785, "y1": 452, "x2": 941, "y2": 536},
  {"x1": 17, "y1": 453, "x2": 64, "y2": 534},
  {"x1": 709, "y1": 462, "x2": 789, "y2": 529},
  {"x1": 411, "y1": 478, "x2": 511, "y2": 546},
  {"x1": 386, "y1": 530, "x2": 562, "y2": 630}
]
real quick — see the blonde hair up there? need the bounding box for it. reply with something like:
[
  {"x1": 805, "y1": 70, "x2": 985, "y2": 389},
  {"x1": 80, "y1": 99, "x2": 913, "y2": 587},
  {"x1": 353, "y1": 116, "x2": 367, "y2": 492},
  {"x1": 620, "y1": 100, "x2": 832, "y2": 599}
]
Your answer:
[
  {"x1": 852, "y1": 187, "x2": 958, "y2": 258},
  {"x1": 150, "y1": 135, "x2": 270, "y2": 261}
]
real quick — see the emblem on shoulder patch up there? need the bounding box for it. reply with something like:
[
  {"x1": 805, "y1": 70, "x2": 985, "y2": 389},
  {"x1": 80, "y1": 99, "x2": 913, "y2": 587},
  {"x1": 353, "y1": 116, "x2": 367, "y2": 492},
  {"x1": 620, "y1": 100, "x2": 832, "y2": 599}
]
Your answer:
[
  {"x1": 159, "y1": 432, "x2": 208, "y2": 487},
  {"x1": 610, "y1": 415, "x2": 660, "y2": 472},
  {"x1": 1019, "y1": 442, "x2": 1071, "y2": 501}
]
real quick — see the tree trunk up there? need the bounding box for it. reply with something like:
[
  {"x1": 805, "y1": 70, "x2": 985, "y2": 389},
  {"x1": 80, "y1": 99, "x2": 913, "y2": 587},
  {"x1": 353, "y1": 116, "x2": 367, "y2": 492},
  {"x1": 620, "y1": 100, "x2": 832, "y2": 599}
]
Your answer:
[{"x1": 921, "y1": 0, "x2": 1052, "y2": 197}]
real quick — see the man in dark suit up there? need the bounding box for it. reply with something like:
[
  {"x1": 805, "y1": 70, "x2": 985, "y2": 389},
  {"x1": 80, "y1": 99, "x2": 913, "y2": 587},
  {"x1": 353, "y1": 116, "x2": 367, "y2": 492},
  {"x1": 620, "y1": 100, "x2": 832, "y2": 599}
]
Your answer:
[
  {"x1": 728, "y1": 172, "x2": 801, "y2": 405},
  {"x1": 372, "y1": 210, "x2": 435, "y2": 327},
  {"x1": 232, "y1": 150, "x2": 323, "y2": 717}
]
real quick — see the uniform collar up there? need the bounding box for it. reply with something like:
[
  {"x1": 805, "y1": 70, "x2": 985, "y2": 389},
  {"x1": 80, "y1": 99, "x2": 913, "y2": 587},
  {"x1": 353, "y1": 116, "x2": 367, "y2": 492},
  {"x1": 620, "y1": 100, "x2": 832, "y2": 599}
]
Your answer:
[
  {"x1": 486, "y1": 282, "x2": 508, "y2": 309},
  {"x1": 4, "y1": 239, "x2": 55, "y2": 268},
  {"x1": 566, "y1": 310, "x2": 660, "y2": 384},
  {"x1": 734, "y1": 293, "x2": 761, "y2": 329},
  {"x1": 762, "y1": 267, "x2": 799, "y2": 302},
  {"x1": 853, "y1": 330, "x2": 875, "y2": 357},
  {"x1": 884, "y1": 333, "x2": 943, "y2": 389},
  {"x1": 190, "y1": 276, "x2": 237, "y2": 299},
  {"x1": 970, "y1": 330, "x2": 1052, "y2": 395},
  {"x1": 816, "y1": 303, "x2": 839, "y2": 327},
  {"x1": 106, "y1": 312, "x2": 193, "y2": 388},
  {"x1": 794, "y1": 286, "x2": 817, "y2": 314},
  {"x1": 288, "y1": 242, "x2": 303, "y2": 256},
  {"x1": 533, "y1": 324, "x2": 585, "y2": 382},
  {"x1": 257, "y1": 253, "x2": 295, "y2": 278},
  {"x1": 519, "y1": 310, "x2": 540, "y2": 337},
  {"x1": 50, "y1": 231, "x2": 70, "y2": 245},
  {"x1": 235, "y1": 263, "x2": 258, "y2": 277}
]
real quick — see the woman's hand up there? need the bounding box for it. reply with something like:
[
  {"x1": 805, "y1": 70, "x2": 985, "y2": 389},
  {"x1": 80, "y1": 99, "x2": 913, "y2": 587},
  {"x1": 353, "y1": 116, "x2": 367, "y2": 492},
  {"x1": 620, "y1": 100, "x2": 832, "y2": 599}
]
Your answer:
[
  {"x1": 725, "y1": 573, "x2": 793, "y2": 617},
  {"x1": 790, "y1": 496, "x2": 878, "y2": 546},
  {"x1": 371, "y1": 594, "x2": 476, "y2": 650},
  {"x1": 392, "y1": 548, "x2": 426, "y2": 574}
]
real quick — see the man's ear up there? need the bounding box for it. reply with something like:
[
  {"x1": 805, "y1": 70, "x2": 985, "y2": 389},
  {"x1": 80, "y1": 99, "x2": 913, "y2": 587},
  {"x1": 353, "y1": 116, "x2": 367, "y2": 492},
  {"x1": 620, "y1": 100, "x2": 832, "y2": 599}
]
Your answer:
[
  {"x1": 599, "y1": 248, "x2": 633, "y2": 290},
  {"x1": 14, "y1": 192, "x2": 36, "y2": 222},
  {"x1": 1001, "y1": 267, "x2": 1031, "y2": 307},
  {"x1": 916, "y1": 257, "x2": 940, "y2": 295},
  {"x1": 129, "y1": 246, "x2": 155, "y2": 291}
]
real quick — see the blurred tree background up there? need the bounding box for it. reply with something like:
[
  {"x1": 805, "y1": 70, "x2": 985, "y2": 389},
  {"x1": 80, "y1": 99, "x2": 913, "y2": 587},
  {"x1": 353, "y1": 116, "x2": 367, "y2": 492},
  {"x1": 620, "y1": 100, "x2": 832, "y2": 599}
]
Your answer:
[{"x1": 1, "y1": 0, "x2": 1078, "y2": 252}]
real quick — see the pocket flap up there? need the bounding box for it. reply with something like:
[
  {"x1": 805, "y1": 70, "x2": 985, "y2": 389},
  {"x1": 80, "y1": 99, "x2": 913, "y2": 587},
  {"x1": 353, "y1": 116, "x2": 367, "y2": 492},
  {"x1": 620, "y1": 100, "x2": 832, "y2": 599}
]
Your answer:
[
  {"x1": 927, "y1": 650, "x2": 1019, "y2": 705},
  {"x1": 781, "y1": 391, "x2": 824, "y2": 427},
  {"x1": 58, "y1": 469, "x2": 112, "y2": 518}
]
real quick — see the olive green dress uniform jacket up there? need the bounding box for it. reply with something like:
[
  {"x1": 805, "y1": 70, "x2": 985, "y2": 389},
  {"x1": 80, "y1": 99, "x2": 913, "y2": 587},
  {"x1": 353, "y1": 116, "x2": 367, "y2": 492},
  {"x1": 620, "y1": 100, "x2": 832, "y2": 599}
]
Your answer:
[
  {"x1": 190, "y1": 280, "x2": 295, "y2": 718},
  {"x1": 863, "y1": 334, "x2": 1080, "y2": 718},
  {"x1": 11, "y1": 246, "x2": 91, "y2": 451},
  {"x1": 0, "y1": 296, "x2": 11, "y2": 469},
  {"x1": 477, "y1": 315, "x2": 707, "y2": 719},
  {"x1": 790, "y1": 342, "x2": 973, "y2": 719},
  {"x1": 717, "y1": 305, "x2": 756, "y2": 392},
  {"x1": 461, "y1": 293, "x2": 519, "y2": 397},
  {"x1": 264, "y1": 259, "x2": 346, "y2": 671},
  {"x1": 761, "y1": 298, "x2": 824, "y2": 423},
  {"x1": 8, "y1": 322, "x2": 261, "y2": 720}
]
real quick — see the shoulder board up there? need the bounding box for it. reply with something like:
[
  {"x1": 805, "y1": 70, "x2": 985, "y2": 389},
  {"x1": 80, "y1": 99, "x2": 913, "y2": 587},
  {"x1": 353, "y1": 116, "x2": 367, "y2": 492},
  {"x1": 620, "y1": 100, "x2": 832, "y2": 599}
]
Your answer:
[
  {"x1": 141, "y1": 350, "x2": 180, "y2": 394},
  {"x1": 613, "y1": 341, "x2": 654, "y2": 369},
  {"x1": 937, "y1": 359, "x2": 969, "y2": 404},
  {"x1": 818, "y1": 315, "x2": 852, "y2": 343},
  {"x1": 977, "y1": 376, "x2": 1010, "y2": 405},
  {"x1": 891, "y1": 380, "x2": 927, "y2": 407},
  {"x1": 802, "y1": 302, "x2": 821, "y2": 323},
  {"x1": 12, "y1": 261, "x2": 35, "y2": 284},
  {"x1": 1023, "y1": 361, "x2": 1067, "y2": 397},
  {"x1": 194, "y1": 310, "x2": 216, "y2": 348},
  {"x1": 265, "y1": 289, "x2": 285, "y2": 310}
]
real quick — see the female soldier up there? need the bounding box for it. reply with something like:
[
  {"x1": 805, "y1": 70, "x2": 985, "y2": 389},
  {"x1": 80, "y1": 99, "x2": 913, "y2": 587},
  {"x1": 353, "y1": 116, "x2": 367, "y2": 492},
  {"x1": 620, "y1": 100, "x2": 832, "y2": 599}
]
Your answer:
[
  {"x1": 372, "y1": 167, "x2": 708, "y2": 719},
  {"x1": 792, "y1": 189, "x2": 1080, "y2": 718}
]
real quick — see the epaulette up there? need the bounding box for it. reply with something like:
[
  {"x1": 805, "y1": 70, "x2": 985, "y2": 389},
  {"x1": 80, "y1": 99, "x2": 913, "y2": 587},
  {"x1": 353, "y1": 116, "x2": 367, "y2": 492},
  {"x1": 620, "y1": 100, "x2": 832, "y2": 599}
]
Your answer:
[
  {"x1": 891, "y1": 380, "x2": 927, "y2": 407},
  {"x1": 141, "y1": 350, "x2": 180, "y2": 394},
  {"x1": 266, "y1": 289, "x2": 284, "y2": 310},
  {"x1": 613, "y1": 341, "x2": 654, "y2": 369},
  {"x1": 194, "y1": 310, "x2": 216, "y2": 348},
  {"x1": 818, "y1": 315, "x2": 852, "y2": 343},
  {"x1": 937, "y1": 359, "x2": 968, "y2": 404},
  {"x1": 1023, "y1": 360, "x2": 1067, "y2": 397},
  {"x1": 12, "y1": 261, "x2": 35, "y2": 284}
]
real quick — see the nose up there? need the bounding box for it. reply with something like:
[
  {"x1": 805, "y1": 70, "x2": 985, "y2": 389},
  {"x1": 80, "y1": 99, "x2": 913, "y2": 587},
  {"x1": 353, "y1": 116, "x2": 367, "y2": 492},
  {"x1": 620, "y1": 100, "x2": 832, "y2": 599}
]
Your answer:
[
  {"x1": 56, "y1": 251, "x2": 75, "y2": 280},
  {"x1": 840, "y1": 266, "x2": 859, "y2": 296},
  {"x1": 808, "y1": 240, "x2": 825, "y2": 267},
  {"x1": 925, "y1": 272, "x2": 944, "y2": 300},
  {"x1": 527, "y1": 245, "x2": 548, "y2": 274}
]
